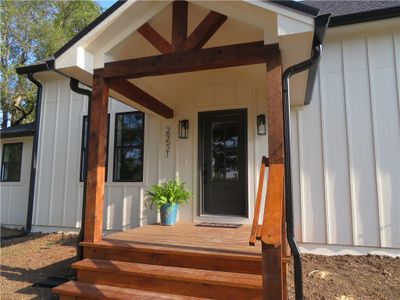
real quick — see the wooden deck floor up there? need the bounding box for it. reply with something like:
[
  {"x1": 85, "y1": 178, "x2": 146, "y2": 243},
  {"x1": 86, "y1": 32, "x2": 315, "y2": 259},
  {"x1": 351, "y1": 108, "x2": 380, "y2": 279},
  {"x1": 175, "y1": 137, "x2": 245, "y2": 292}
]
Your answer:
[{"x1": 102, "y1": 222, "x2": 261, "y2": 257}]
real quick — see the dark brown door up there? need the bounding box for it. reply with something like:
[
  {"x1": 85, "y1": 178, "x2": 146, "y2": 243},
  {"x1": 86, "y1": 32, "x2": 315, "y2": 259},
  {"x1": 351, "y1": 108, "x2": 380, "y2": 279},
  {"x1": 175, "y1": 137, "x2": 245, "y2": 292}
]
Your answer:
[{"x1": 199, "y1": 109, "x2": 248, "y2": 217}]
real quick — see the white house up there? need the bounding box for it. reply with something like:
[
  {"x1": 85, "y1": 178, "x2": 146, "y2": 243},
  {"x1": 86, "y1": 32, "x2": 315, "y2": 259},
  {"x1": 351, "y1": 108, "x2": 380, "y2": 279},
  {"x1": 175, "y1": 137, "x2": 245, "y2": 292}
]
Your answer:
[{"x1": 1, "y1": 0, "x2": 399, "y2": 258}]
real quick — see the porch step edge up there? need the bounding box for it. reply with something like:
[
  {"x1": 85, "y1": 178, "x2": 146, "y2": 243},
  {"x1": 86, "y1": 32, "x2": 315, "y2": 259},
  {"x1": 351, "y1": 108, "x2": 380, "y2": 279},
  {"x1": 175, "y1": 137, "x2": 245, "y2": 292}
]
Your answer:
[
  {"x1": 73, "y1": 258, "x2": 262, "y2": 290},
  {"x1": 52, "y1": 280, "x2": 208, "y2": 299},
  {"x1": 81, "y1": 240, "x2": 262, "y2": 261}
]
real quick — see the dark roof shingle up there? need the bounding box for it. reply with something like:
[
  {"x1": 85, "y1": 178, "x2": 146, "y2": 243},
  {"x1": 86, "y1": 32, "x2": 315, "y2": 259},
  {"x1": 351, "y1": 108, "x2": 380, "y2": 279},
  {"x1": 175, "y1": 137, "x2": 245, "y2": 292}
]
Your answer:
[
  {"x1": 302, "y1": 0, "x2": 400, "y2": 16},
  {"x1": 302, "y1": 0, "x2": 400, "y2": 26}
]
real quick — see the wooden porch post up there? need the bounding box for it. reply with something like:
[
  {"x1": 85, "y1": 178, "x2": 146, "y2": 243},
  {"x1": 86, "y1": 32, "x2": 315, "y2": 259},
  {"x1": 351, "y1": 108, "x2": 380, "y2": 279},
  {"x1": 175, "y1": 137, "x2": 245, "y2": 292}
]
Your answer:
[
  {"x1": 263, "y1": 53, "x2": 285, "y2": 300},
  {"x1": 84, "y1": 69, "x2": 109, "y2": 243}
]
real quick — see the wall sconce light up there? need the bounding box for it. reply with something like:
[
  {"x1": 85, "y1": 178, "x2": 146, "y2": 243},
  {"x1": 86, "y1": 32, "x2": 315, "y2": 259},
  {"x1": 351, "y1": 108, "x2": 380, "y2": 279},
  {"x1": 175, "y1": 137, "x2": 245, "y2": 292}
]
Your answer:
[
  {"x1": 178, "y1": 119, "x2": 189, "y2": 139},
  {"x1": 257, "y1": 114, "x2": 266, "y2": 135}
]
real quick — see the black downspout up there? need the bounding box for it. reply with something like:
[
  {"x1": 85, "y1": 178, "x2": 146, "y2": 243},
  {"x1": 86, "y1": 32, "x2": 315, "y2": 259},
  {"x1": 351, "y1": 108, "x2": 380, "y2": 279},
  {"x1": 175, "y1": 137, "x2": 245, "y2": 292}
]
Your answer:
[
  {"x1": 283, "y1": 14, "x2": 330, "y2": 300},
  {"x1": 1, "y1": 73, "x2": 43, "y2": 241},
  {"x1": 69, "y1": 79, "x2": 92, "y2": 260}
]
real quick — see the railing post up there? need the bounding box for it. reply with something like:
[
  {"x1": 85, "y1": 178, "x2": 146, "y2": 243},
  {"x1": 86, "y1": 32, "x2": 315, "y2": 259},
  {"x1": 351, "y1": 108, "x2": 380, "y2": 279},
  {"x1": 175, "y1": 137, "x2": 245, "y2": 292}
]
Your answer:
[
  {"x1": 262, "y1": 52, "x2": 286, "y2": 300},
  {"x1": 84, "y1": 69, "x2": 109, "y2": 243}
]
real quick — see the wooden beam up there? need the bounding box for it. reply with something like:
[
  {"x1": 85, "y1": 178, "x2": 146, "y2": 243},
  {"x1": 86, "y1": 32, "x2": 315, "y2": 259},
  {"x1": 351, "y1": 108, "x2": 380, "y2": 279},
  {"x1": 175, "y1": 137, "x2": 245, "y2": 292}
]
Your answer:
[
  {"x1": 109, "y1": 79, "x2": 174, "y2": 119},
  {"x1": 262, "y1": 243, "x2": 283, "y2": 300},
  {"x1": 172, "y1": 0, "x2": 188, "y2": 51},
  {"x1": 103, "y1": 41, "x2": 279, "y2": 80},
  {"x1": 266, "y1": 54, "x2": 284, "y2": 163},
  {"x1": 84, "y1": 69, "x2": 109, "y2": 243},
  {"x1": 183, "y1": 11, "x2": 227, "y2": 51},
  {"x1": 138, "y1": 23, "x2": 173, "y2": 54}
]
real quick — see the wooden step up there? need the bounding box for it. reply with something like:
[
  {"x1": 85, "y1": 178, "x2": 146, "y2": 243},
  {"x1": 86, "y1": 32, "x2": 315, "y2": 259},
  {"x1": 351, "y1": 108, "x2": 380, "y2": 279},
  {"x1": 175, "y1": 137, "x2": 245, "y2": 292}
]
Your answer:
[
  {"x1": 52, "y1": 280, "x2": 208, "y2": 300},
  {"x1": 73, "y1": 259, "x2": 262, "y2": 299},
  {"x1": 82, "y1": 240, "x2": 262, "y2": 274}
]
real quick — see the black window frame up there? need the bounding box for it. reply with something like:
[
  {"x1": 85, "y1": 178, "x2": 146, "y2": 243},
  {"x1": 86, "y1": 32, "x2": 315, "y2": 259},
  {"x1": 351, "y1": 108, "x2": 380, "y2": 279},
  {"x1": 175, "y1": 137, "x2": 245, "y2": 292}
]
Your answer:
[
  {"x1": 113, "y1": 111, "x2": 145, "y2": 182},
  {"x1": 1, "y1": 142, "x2": 23, "y2": 182},
  {"x1": 79, "y1": 114, "x2": 110, "y2": 182}
]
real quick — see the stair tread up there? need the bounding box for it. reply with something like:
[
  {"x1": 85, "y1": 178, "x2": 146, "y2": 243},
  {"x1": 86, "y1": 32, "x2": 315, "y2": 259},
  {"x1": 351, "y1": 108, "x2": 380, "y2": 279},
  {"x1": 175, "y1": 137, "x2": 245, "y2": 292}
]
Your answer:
[
  {"x1": 53, "y1": 280, "x2": 208, "y2": 299},
  {"x1": 81, "y1": 240, "x2": 261, "y2": 261},
  {"x1": 73, "y1": 258, "x2": 262, "y2": 290}
]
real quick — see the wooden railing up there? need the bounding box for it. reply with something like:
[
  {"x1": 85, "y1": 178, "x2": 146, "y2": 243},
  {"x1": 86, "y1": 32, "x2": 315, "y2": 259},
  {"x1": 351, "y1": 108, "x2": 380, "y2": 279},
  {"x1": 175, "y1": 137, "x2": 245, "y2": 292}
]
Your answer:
[
  {"x1": 249, "y1": 156, "x2": 269, "y2": 246},
  {"x1": 249, "y1": 159, "x2": 284, "y2": 248},
  {"x1": 249, "y1": 158, "x2": 287, "y2": 300}
]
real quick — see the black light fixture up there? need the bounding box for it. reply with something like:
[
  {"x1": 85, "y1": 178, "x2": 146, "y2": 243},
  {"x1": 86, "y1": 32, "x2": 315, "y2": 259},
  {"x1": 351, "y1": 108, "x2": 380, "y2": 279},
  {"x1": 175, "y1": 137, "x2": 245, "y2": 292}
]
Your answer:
[
  {"x1": 178, "y1": 119, "x2": 189, "y2": 139},
  {"x1": 257, "y1": 114, "x2": 266, "y2": 135}
]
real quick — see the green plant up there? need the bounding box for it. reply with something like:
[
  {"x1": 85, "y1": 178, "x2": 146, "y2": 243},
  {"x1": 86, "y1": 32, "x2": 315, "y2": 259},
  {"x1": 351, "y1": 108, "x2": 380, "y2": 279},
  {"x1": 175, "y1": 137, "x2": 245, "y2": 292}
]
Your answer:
[{"x1": 145, "y1": 178, "x2": 192, "y2": 209}]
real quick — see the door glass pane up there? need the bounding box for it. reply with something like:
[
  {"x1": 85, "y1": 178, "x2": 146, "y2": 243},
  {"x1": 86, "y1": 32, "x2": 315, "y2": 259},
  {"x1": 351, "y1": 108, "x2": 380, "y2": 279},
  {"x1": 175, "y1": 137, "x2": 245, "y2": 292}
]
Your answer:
[
  {"x1": 211, "y1": 121, "x2": 225, "y2": 180},
  {"x1": 225, "y1": 121, "x2": 239, "y2": 180},
  {"x1": 211, "y1": 120, "x2": 239, "y2": 181}
]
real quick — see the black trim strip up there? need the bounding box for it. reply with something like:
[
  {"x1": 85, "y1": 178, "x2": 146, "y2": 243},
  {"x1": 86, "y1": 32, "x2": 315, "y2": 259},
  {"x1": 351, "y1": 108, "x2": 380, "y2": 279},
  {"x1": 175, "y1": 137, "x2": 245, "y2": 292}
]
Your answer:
[
  {"x1": 16, "y1": 59, "x2": 54, "y2": 75},
  {"x1": 0, "y1": 127, "x2": 35, "y2": 139},
  {"x1": 329, "y1": 6, "x2": 400, "y2": 27},
  {"x1": 54, "y1": 1, "x2": 127, "y2": 58},
  {"x1": 70, "y1": 78, "x2": 92, "y2": 260},
  {"x1": 270, "y1": 0, "x2": 319, "y2": 16}
]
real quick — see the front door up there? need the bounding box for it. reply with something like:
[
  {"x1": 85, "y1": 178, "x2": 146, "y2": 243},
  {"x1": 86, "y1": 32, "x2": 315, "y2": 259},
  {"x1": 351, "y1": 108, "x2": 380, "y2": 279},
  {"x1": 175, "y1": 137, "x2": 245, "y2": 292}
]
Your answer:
[{"x1": 199, "y1": 109, "x2": 248, "y2": 217}]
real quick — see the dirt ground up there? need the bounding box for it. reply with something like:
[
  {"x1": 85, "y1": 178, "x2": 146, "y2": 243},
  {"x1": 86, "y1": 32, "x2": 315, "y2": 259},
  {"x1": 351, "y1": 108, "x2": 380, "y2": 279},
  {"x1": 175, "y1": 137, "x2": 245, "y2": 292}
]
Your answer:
[
  {"x1": 1, "y1": 232, "x2": 77, "y2": 300},
  {"x1": 1, "y1": 232, "x2": 399, "y2": 299}
]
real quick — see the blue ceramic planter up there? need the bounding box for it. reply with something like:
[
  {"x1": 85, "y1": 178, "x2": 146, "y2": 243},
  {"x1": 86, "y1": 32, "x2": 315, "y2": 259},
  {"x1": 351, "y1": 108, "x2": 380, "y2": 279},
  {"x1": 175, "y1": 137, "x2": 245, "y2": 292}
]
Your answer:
[{"x1": 160, "y1": 203, "x2": 179, "y2": 225}]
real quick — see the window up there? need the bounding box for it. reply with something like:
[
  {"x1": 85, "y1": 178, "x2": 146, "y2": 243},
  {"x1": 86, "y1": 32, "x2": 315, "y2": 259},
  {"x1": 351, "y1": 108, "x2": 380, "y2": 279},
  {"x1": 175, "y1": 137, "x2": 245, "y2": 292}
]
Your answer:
[
  {"x1": 80, "y1": 115, "x2": 110, "y2": 182},
  {"x1": 1, "y1": 143, "x2": 23, "y2": 182},
  {"x1": 113, "y1": 112, "x2": 144, "y2": 182}
]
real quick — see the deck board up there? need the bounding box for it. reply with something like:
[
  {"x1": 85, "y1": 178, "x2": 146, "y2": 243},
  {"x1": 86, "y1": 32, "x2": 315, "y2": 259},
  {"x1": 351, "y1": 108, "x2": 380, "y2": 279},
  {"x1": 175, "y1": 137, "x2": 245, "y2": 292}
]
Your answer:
[{"x1": 102, "y1": 222, "x2": 261, "y2": 257}]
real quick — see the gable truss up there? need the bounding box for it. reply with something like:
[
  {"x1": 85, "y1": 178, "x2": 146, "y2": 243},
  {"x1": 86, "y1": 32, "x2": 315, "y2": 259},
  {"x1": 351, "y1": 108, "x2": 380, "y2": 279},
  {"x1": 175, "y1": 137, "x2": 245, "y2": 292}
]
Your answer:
[{"x1": 111, "y1": 1, "x2": 229, "y2": 119}]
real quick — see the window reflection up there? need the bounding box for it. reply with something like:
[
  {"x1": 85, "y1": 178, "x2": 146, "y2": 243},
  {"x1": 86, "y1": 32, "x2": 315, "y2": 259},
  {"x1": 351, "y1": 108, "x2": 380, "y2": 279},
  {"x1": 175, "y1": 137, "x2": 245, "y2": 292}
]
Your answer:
[{"x1": 211, "y1": 121, "x2": 239, "y2": 181}]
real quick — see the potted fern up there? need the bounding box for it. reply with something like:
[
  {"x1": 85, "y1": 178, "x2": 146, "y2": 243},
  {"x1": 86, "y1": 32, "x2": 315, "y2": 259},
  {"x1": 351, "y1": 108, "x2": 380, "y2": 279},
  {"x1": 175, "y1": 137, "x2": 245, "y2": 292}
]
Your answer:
[{"x1": 145, "y1": 178, "x2": 192, "y2": 225}]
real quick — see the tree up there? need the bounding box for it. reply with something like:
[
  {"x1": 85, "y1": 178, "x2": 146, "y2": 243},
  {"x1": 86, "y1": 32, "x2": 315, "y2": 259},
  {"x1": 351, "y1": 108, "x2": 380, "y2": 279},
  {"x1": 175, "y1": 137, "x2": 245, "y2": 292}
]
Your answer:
[{"x1": 0, "y1": 0, "x2": 102, "y2": 128}]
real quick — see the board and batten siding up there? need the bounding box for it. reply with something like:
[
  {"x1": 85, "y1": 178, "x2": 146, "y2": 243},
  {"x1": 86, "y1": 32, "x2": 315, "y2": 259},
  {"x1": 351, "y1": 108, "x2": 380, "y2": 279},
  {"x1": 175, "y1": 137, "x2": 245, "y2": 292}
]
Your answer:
[
  {"x1": 291, "y1": 31, "x2": 400, "y2": 250},
  {"x1": 0, "y1": 136, "x2": 33, "y2": 227},
  {"x1": 31, "y1": 75, "x2": 160, "y2": 232}
]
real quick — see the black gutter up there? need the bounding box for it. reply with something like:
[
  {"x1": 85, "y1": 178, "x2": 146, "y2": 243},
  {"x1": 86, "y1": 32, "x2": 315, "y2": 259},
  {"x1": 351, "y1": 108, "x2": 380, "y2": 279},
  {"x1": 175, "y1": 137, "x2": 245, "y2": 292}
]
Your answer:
[
  {"x1": 270, "y1": 0, "x2": 319, "y2": 16},
  {"x1": 69, "y1": 79, "x2": 92, "y2": 260},
  {"x1": 282, "y1": 13, "x2": 330, "y2": 300},
  {"x1": 0, "y1": 123, "x2": 35, "y2": 139},
  {"x1": 329, "y1": 6, "x2": 400, "y2": 28},
  {"x1": 304, "y1": 14, "x2": 331, "y2": 104},
  {"x1": 1, "y1": 73, "x2": 44, "y2": 241}
]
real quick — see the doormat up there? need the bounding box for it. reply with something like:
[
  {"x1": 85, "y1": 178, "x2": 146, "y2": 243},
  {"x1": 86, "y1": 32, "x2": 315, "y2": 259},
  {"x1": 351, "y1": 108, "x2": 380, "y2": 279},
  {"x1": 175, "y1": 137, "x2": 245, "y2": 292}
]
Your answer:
[{"x1": 195, "y1": 222, "x2": 242, "y2": 229}]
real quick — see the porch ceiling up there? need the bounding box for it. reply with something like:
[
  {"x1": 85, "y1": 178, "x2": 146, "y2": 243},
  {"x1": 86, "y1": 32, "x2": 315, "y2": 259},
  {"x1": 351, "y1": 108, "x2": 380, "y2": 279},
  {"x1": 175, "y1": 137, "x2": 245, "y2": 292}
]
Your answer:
[{"x1": 55, "y1": 0, "x2": 316, "y2": 108}]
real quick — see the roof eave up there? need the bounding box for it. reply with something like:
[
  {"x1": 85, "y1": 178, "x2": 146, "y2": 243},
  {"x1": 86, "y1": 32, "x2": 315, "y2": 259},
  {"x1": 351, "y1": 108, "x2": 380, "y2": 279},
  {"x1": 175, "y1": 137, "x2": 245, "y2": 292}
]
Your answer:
[
  {"x1": 270, "y1": 0, "x2": 319, "y2": 16},
  {"x1": 329, "y1": 6, "x2": 400, "y2": 27}
]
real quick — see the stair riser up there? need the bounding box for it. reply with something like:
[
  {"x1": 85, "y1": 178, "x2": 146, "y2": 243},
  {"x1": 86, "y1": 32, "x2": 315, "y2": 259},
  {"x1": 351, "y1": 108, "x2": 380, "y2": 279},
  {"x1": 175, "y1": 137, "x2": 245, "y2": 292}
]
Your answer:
[
  {"x1": 84, "y1": 246, "x2": 262, "y2": 275},
  {"x1": 77, "y1": 269, "x2": 262, "y2": 300}
]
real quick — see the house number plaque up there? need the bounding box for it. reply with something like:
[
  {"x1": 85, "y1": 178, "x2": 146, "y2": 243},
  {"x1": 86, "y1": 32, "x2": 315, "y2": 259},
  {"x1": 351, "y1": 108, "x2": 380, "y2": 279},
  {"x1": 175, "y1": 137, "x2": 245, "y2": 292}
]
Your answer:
[{"x1": 165, "y1": 126, "x2": 171, "y2": 158}]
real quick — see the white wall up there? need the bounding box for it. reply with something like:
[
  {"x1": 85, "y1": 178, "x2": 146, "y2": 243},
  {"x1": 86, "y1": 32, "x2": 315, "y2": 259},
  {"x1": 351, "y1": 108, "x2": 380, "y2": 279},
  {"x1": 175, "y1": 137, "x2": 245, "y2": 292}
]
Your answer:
[
  {"x1": 8, "y1": 22, "x2": 399, "y2": 254},
  {"x1": 291, "y1": 30, "x2": 400, "y2": 250},
  {"x1": 0, "y1": 136, "x2": 33, "y2": 227},
  {"x1": 32, "y1": 75, "x2": 159, "y2": 231},
  {"x1": 147, "y1": 65, "x2": 269, "y2": 224},
  {"x1": 30, "y1": 64, "x2": 270, "y2": 231}
]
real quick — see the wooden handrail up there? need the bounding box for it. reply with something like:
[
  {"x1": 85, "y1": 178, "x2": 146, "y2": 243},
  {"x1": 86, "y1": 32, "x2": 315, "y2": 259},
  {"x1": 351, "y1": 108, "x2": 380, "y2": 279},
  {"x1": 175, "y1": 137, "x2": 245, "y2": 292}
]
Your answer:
[
  {"x1": 261, "y1": 163, "x2": 284, "y2": 247},
  {"x1": 249, "y1": 156, "x2": 269, "y2": 246}
]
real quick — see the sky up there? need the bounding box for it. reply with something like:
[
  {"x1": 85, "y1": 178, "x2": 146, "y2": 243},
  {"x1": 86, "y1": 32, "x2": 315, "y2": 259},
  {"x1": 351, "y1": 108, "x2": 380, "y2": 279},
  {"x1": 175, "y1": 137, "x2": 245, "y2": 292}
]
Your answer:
[{"x1": 96, "y1": 0, "x2": 118, "y2": 11}]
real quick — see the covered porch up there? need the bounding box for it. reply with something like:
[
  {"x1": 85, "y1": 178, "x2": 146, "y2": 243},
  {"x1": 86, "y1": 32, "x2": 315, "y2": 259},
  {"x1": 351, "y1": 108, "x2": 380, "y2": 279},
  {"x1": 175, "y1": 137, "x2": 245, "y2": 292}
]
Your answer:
[{"x1": 51, "y1": 1, "x2": 329, "y2": 299}]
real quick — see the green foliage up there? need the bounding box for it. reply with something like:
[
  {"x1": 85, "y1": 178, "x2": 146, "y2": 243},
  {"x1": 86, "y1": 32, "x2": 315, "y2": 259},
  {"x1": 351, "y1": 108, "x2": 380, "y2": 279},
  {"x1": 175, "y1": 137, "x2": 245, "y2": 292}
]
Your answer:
[
  {"x1": 0, "y1": 0, "x2": 102, "y2": 127},
  {"x1": 145, "y1": 178, "x2": 192, "y2": 210}
]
